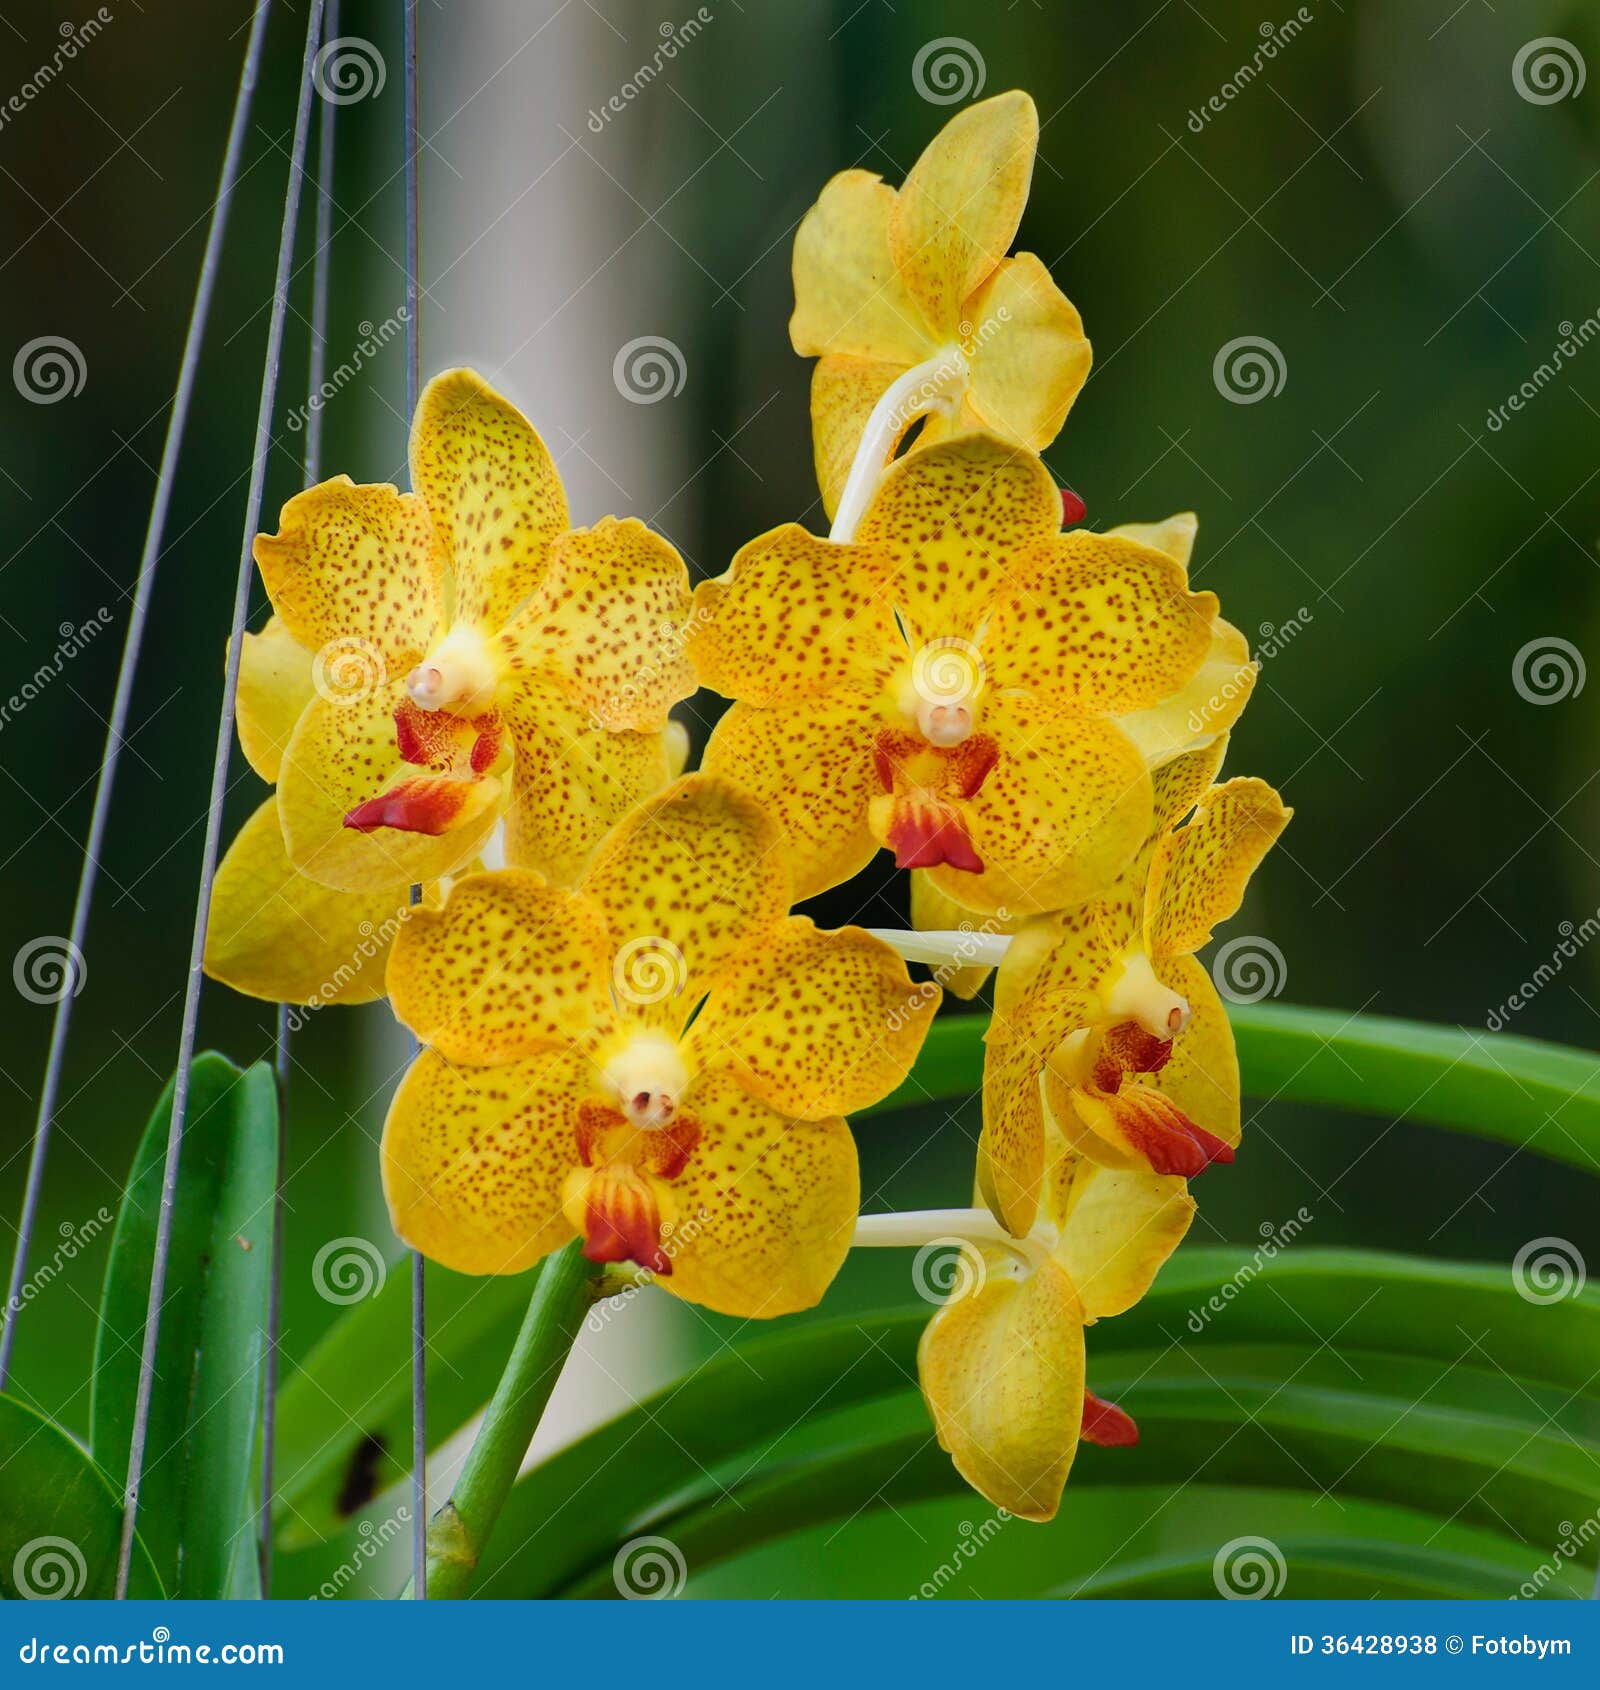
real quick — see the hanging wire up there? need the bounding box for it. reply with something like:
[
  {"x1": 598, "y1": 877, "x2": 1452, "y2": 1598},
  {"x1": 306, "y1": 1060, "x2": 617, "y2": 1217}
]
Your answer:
[
  {"x1": 258, "y1": 0, "x2": 341, "y2": 1599},
  {"x1": 114, "y1": 0, "x2": 329, "y2": 1599},
  {"x1": 0, "y1": 0, "x2": 275, "y2": 1395},
  {"x1": 403, "y1": 0, "x2": 428, "y2": 1602}
]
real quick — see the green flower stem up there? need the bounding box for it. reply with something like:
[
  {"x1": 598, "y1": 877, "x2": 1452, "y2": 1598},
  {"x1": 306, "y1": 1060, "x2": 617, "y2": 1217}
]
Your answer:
[
  {"x1": 865, "y1": 1003, "x2": 1600, "y2": 1174},
  {"x1": 409, "y1": 1241, "x2": 597, "y2": 1600}
]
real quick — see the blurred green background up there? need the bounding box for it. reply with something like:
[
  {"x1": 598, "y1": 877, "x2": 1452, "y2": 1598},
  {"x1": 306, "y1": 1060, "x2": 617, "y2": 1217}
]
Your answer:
[{"x1": 3, "y1": 0, "x2": 1599, "y2": 1595}]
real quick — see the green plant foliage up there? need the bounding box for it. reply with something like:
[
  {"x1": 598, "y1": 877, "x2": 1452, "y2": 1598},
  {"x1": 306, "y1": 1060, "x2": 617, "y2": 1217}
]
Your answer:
[
  {"x1": 469, "y1": 1250, "x2": 1598, "y2": 1599},
  {"x1": 0, "y1": 1395, "x2": 162, "y2": 1599},
  {"x1": 90, "y1": 1052, "x2": 277, "y2": 1599}
]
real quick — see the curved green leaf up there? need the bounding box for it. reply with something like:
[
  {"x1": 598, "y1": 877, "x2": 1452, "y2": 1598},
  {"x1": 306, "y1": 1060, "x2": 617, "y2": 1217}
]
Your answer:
[
  {"x1": 90, "y1": 1052, "x2": 277, "y2": 1599},
  {"x1": 868, "y1": 1007, "x2": 1600, "y2": 1175},
  {"x1": 0, "y1": 1396, "x2": 162, "y2": 1598}
]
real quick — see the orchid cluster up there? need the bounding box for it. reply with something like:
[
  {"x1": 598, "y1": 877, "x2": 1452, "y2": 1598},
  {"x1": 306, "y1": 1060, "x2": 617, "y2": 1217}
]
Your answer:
[{"x1": 205, "y1": 91, "x2": 1288, "y2": 1527}]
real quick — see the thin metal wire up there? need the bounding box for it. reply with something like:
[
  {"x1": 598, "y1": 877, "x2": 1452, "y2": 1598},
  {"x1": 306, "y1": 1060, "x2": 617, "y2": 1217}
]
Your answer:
[
  {"x1": 0, "y1": 0, "x2": 275, "y2": 1396},
  {"x1": 258, "y1": 0, "x2": 340, "y2": 1599},
  {"x1": 114, "y1": 0, "x2": 328, "y2": 1600},
  {"x1": 403, "y1": 0, "x2": 428, "y2": 1602}
]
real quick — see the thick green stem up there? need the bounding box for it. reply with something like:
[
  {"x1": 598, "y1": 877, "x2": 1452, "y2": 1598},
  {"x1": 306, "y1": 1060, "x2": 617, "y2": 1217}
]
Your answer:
[
  {"x1": 410, "y1": 1241, "x2": 596, "y2": 1599},
  {"x1": 864, "y1": 1003, "x2": 1600, "y2": 1173}
]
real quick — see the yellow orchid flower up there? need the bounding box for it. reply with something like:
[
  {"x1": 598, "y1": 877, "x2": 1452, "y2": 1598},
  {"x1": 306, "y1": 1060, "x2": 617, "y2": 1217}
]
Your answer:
[
  {"x1": 791, "y1": 90, "x2": 1090, "y2": 529},
  {"x1": 243, "y1": 368, "x2": 694, "y2": 902},
  {"x1": 981, "y1": 742, "x2": 1291, "y2": 1235},
  {"x1": 914, "y1": 1151, "x2": 1194, "y2": 1521},
  {"x1": 691, "y1": 435, "x2": 1238, "y2": 917},
  {"x1": 380, "y1": 775, "x2": 939, "y2": 1318},
  {"x1": 903, "y1": 508, "x2": 1256, "y2": 984}
]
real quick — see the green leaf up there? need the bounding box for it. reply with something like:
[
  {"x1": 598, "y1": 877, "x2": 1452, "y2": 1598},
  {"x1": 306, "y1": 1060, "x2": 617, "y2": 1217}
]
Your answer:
[
  {"x1": 475, "y1": 1249, "x2": 1600, "y2": 1598},
  {"x1": 271, "y1": 1260, "x2": 535, "y2": 1548},
  {"x1": 868, "y1": 1007, "x2": 1600, "y2": 1174},
  {"x1": 0, "y1": 1395, "x2": 162, "y2": 1598},
  {"x1": 90, "y1": 1052, "x2": 278, "y2": 1599}
]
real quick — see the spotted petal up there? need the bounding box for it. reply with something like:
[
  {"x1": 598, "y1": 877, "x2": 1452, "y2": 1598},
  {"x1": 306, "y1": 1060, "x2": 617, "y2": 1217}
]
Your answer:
[
  {"x1": 382, "y1": 1046, "x2": 588, "y2": 1276},
  {"x1": 386, "y1": 869, "x2": 613, "y2": 1065},
  {"x1": 409, "y1": 368, "x2": 568, "y2": 631},
  {"x1": 662, "y1": 1071, "x2": 858, "y2": 1318},
  {"x1": 689, "y1": 524, "x2": 898, "y2": 705},
  {"x1": 685, "y1": 918, "x2": 935, "y2": 1120},
  {"x1": 698, "y1": 696, "x2": 880, "y2": 902},
  {"x1": 578, "y1": 775, "x2": 791, "y2": 1004},
  {"x1": 808, "y1": 355, "x2": 914, "y2": 524},
  {"x1": 253, "y1": 476, "x2": 441, "y2": 671},
  {"x1": 1146, "y1": 777, "x2": 1291, "y2": 957}
]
